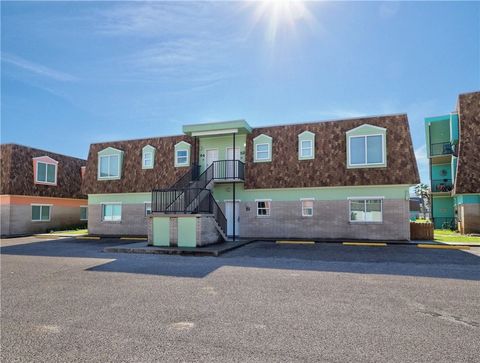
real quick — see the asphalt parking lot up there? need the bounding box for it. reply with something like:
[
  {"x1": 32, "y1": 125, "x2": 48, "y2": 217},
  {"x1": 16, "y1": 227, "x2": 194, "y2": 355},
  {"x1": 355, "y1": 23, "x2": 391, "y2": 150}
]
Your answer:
[{"x1": 1, "y1": 237, "x2": 479, "y2": 362}]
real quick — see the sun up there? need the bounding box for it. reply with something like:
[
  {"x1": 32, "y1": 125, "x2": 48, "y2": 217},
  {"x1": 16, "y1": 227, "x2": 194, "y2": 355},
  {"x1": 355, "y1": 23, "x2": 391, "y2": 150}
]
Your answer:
[{"x1": 247, "y1": 0, "x2": 315, "y2": 44}]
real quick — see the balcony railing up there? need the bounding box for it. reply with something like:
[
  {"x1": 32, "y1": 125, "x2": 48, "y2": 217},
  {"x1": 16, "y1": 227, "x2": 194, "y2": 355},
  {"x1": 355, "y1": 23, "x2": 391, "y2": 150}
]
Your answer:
[
  {"x1": 211, "y1": 160, "x2": 245, "y2": 181},
  {"x1": 430, "y1": 142, "x2": 453, "y2": 157},
  {"x1": 431, "y1": 179, "x2": 453, "y2": 193},
  {"x1": 433, "y1": 217, "x2": 457, "y2": 230}
]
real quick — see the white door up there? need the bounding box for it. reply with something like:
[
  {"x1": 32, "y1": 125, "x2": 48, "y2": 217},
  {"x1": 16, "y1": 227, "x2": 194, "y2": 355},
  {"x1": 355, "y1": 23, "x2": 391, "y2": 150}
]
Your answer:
[
  {"x1": 225, "y1": 201, "x2": 240, "y2": 237},
  {"x1": 226, "y1": 147, "x2": 240, "y2": 179},
  {"x1": 206, "y1": 149, "x2": 219, "y2": 177}
]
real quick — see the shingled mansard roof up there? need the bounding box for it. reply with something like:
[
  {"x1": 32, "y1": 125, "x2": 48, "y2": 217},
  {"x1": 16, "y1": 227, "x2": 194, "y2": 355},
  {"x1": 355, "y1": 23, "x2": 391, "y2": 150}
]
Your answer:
[
  {"x1": 0, "y1": 144, "x2": 86, "y2": 198},
  {"x1": 245, "y1": 114, "x2": 419, "y2": 189},
  {"x1": 83, "y1": 114, "x2": 419, "y2": 194},
  {"x1": 454, "y1": 91, "x2": 480, "y2": 194}
]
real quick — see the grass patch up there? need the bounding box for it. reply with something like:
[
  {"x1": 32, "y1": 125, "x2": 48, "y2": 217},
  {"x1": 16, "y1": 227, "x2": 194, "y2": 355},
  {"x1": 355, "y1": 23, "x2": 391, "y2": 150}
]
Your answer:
[
  {"x1": 49, "y1": 229, "x2": 88, "y2": 235},
  {"x1": 434, "y1": 229, "x2": 480, "y2": 244}
]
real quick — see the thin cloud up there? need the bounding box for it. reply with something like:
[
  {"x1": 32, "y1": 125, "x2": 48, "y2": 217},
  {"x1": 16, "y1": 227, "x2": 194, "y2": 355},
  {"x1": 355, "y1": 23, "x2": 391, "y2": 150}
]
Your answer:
[
  {"x1": 415, "y1": 144, "x2": 430, "y2": 184},
  {"x1": 1, "y1": 53, "x2": 78, "y2": 82}
]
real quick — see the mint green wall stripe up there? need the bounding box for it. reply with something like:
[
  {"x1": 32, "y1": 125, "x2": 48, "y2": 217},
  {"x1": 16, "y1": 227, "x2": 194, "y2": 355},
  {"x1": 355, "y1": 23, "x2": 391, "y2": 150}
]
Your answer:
[
  {"x1": 88, "y1": 193, "x2": 151, "y2": 205},
  {"x1": 212, "y1": 184, "x2": 410, "y2": 202}
]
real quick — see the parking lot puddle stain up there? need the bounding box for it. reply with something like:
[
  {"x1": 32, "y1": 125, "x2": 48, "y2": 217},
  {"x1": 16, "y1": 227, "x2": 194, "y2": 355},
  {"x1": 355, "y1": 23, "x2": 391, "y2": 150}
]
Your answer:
[
  {"x1": 36, "y1": 325, "x2": 60, "y2": 333},
  {"x1": 169, "y1": 322, "x2": 195, "y2": 331}
]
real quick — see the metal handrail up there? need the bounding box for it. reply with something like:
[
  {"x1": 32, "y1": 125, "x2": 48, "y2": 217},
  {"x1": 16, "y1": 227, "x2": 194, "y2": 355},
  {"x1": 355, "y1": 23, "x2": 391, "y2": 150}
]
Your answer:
[
  {"x1": 430, "y1": 142, "x2": 453, "y2": 156},
  {"x1": 431, "y1": 179, "x2": 453, "y2": 193}
]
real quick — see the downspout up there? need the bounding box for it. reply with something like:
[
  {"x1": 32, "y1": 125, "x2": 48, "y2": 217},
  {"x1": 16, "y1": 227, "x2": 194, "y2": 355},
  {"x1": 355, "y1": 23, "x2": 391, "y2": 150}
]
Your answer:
[
  {"x1": 428, "y1": 123, "x2": 434, "y2": 225},
  {"x1": 232, "y1": 132, "x2": 236, "y2": 242}
]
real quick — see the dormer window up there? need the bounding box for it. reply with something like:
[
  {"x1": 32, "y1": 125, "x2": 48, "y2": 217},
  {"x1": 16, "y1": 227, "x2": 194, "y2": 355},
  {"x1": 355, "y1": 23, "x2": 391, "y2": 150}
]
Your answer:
[
  {"x1": 346, "y1": 124, "x2": 386, "y2": 168},
  {"x1": 298, "y1": 131, "x2": 315, "y2": 160},
  {"x1": 97, "y1": 147, "x2": 123, "y2": 180},
  {"x1": 174, "y1": 141, "x2": 191, "y2": 167},
  {"x1": 253, "y1": 134, "x2": 272, "y2": 162},
  {"x1": 142, "y1": 145, "x2": 155, "y2": 169},
  {"x1": 33, "y1": 156, "x2": 58, "y2": 185}
]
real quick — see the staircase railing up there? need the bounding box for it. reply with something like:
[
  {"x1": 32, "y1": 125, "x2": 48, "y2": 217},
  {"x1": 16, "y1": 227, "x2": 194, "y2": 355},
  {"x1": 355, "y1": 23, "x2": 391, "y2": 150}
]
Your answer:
[{"x1": 151, "y1": 188, "x2": 227, "y2": 235}]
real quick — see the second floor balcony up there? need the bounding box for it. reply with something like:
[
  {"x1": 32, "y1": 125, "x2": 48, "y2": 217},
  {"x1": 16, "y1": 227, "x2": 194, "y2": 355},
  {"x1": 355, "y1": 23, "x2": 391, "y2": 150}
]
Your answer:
[
  {"x1": 431, "y1": 179, "x2": 453, "y2": 194},
  {"x1": 430, "y1": 142, "x2": 453, "y2": 157}
]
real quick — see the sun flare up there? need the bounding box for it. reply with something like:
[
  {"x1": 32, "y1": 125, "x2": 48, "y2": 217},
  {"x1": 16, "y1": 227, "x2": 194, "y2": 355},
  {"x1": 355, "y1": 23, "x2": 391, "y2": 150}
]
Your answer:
[{"x1": 248, "y1": 0, "x2": 315, "y2": 43}]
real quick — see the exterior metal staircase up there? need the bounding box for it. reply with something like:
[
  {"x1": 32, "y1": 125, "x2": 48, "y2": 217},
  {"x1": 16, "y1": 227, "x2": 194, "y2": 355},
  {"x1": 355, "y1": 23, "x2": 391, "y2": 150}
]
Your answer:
[{"x1": 151, "y1": 160, "x2": 244, "y2": 238}]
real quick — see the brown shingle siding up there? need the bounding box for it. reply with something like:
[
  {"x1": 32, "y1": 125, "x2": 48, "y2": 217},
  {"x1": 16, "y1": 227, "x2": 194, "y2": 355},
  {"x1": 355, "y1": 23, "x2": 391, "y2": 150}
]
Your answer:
[
  {"x1": 0, "y1": 144, "x2": 86, "y2": 198},
  {"x1": 455, "y1": 91, "x2": 480, "y2": 194},
  {"x1": 244, "y1": 114, "x2": 419, "y2": 189},
  {"x1": 82, "y1": 135, "x2": 194, "y2": 194}
]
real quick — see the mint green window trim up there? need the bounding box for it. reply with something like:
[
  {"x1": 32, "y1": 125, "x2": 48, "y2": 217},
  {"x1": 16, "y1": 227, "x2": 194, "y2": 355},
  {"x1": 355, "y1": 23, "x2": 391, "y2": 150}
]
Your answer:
[
  {"x1": 253, "y1": 134, "x2": 272, "y2": 162},
  {"x1": 346, "y1": 124, "x2": 387, "y2": 169},
  {"x1": 142, "y1": 145, "x2": 155, "y2": 169},
  {"x1": 101, "y1": 203, "x2": 122, "y2": 222},
  {"x1": 298, "y1": 131, "x2": 315, "y2": 160},
  {"x1": 98, "y1": 147, "x2": 123, "y2": 180},
  {"x1": 174, "y1": 141, "x2": 191, "y2": 167}
]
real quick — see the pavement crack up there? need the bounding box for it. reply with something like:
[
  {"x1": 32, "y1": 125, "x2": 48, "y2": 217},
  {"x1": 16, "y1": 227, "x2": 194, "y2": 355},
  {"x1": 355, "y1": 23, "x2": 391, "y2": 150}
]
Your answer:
[{"x1": 417, "y1": 310, "x2": 479, "y2": 328}]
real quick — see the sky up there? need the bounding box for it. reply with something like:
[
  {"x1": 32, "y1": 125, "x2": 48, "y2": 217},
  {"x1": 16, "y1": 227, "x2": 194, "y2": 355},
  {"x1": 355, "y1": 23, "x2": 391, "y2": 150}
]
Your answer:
[{"x1": 1, "y1": 1, "x2": 479, "y2": 184}]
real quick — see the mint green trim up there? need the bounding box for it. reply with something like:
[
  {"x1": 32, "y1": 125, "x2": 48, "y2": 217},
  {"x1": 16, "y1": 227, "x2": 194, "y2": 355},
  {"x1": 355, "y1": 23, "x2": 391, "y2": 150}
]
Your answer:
[
  {"x1": 142, "y1": 145, "x2": 155, "y2": 170},
  {"x1": 253, "y1": 134, "x2": 272, "y2": 162},
  {"x1": 97, "y1": 147, "x2": 124, "y2": 180},
  {"x1": 455, "y1": 194, "x2": 480, "y2": 205},
  {"x1": 174, "y1": 141, "x2": 191, "y2": 167},
  {"x1": 450, "y1": 113, "x2": 459, "y2": 142},
  {"x1": 152, "y1": 217, "x2": 170, "y2": 246},
  {"x1": 346, "y1": 124, "x2": 387, "y2": 169},
  {"x1": 177, "y1": 217, "x2": 197, "y2": 247},
  {"x1": 88, "y1": 193, "x2": 151, "y2": 205},
  {"x1": 199, "y1": 134, "x2": 246, "y2": 172},
  {"x1": 183, "y1": 119, "x2": 252, "y2": 135},
  {"x1": 212, "y1": 184, "x2": 410, "y2": 202},
  {"x1": 298, "y1": 131, "x2": 315, "y2": 160}
]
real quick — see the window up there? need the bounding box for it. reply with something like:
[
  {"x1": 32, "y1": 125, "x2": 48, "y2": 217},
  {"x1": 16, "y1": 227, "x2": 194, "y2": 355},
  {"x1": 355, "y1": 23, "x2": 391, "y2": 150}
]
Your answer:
[
  {"x1": 80, "y1": 206, "x2": 88, "y2": 221},
  {"x1": 301, "y1": 199, "x2": 314, "y2": 217},
  {"x1": 256, "y1": 200, "x2": 271, "y2": 216},
  {"x1": 349, "y1": 135, "x2": 384, "y2": 166},
  {"x1": 36, "y1": 162, "x2": 57, "y2": 184},
  {"x1": 32, "y1": 205, "x2": 51, "y2": 222},
  {"x1": 349, "y1": 198, "x2": 383, "y2": 222},
  {"x1": 255, "y1": 144, "x2": 270, "y2": 161},
  {"x1": 300, "y1": 140, "x2": 313, "y2": 158},
  {"x1": 142, "y1": 145, "x2": 155, "y2": 169},
  {"x1": 145, "y1": 202, "x2": 152, "y2": 216},
  {"x1": 176, "y1": 150, "x2": 188, "y2": 166},
  {"x1": 143, "y1": 152, "x2": 153, "y2": 168},
  {"x1": 99, "y1": 155, "x2": 120, "y2": 179},
  {"x1": 102, "y1": 203, "x2": 122, "y2": 222}
]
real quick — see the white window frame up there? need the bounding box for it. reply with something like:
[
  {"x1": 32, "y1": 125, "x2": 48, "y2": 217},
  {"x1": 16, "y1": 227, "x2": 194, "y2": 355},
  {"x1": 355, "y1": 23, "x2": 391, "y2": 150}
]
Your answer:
[
  {"x1": 31, "y1": 204, "x2": 52, "y2": 222},
  {"x1": 144, "y1": 201, "x2": 152, "y2": 216},
  {"x1": 348, "y1": 197, "x2": 384, "y2": 223},
  {"x1": 175, "y1": 149, "x2": 189, "y2": 167},
  {"x1": 301, "y1": 198, "x2": 314, "y2": 217},
  {"x1": 255, "y1": 199, "x2": 271, "y2": 217},
  {"x1": 300, "y1": 140, "x2": 313, "y2": 158},
  {"x1": 348, "y1": 134, "x2": 385, "y2": 167},
  {"x1": 80, "y1": 205, "x2": 88, "y2": 221},
  {"x1": 101, "y1": 203, "x2": 122, "y2": 222},
  {"x1": 98, "y1": 154, "x2": 121, "y2": 180},
  {"x1": 142, "y1": 151, "x2": 153, "y2": 169},
  {"x1": 255, "y1": 143, "x2": 270, "y2": 161},
  {"x1": 35, "y1": 161, "x2": 58, "y2": 185}
]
